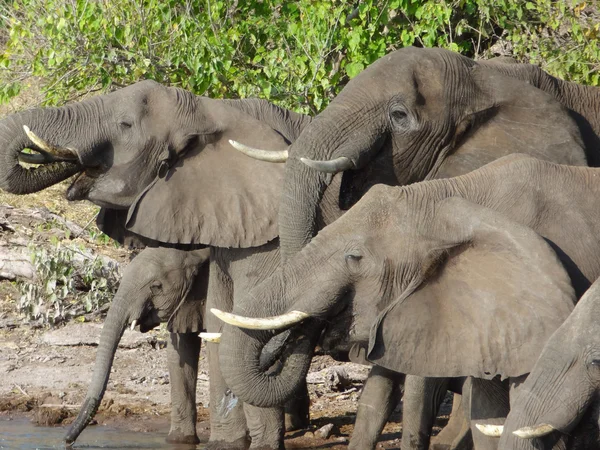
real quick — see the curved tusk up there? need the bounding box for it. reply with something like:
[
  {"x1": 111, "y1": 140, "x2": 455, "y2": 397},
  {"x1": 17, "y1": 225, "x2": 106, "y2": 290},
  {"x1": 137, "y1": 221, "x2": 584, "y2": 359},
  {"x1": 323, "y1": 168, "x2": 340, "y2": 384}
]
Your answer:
[
  {"x1": 513, "y1": 423, "x2": 555, "y2": 439},
  {"x1": 23, "y1": 126, "x2": 79, "y2": 161},
  {"x1": 210, "y1": 308, "x2": 310, "y2": 330},
  {"x1": 199, "y1": 332, "x2": 222, "y2": 343},
  {"x1": 130, "y1": 320, "x2": 138, "y2": 331},
  {"x1": 475, "y1": 423, "x2": 504, "y2": 437},
  {"x1": 229, "y1": 140, "x2": 289, "y2": 163},
  {"x1": 300, "y1": 156, "x2": 354, "y2": 174}
]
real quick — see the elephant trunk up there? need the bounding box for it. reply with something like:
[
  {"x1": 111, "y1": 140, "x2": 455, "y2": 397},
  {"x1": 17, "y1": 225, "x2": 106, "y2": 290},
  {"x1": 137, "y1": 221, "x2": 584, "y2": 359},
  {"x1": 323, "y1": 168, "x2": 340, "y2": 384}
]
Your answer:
[
  {"x1": 219, "y1": 322, "x2": 317, "y2": 408},
  {"x1": 0, "y1": 108, "x2": 83, "y2": 194},
  {"x1": 64, "y1": 291, "x2": 132, "y2": 444},
  {"x1": 498, "y1": 361, "x2": 590, "y2": 449}
]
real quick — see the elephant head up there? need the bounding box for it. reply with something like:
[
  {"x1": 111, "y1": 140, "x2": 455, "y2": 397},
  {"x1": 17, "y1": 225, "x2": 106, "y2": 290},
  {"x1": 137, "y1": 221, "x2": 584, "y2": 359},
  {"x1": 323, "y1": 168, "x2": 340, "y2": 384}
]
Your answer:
[
  {"x1": 215, "y1": 187, "x2": 576, "y2": 407},
  {"x1": 65, "y1": 246, "x2": 209, "y2": 444},
  {"x1": 0, "y1": 80, "x2": 308, "y2": 248},
  {"x1": 231, "y1": 47, "x2": 587, "y2": 261},
  {"x1": 478, "y1": 278, "x2": 600, "y2": 449}
]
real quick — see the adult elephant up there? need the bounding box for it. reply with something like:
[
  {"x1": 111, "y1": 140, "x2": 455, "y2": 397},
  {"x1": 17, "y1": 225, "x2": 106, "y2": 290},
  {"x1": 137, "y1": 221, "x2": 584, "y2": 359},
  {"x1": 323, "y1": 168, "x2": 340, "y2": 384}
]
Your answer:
[
  {"x1": 231, "y1": 46, "x2": 595, "y2": 450},
  {"x1": 477, "y1": 277, "x2": 600, "y2": 449},
  {"x1": 66, "y1": 247, "x2": 210, "y2": 443},
  {"x1": 215, "y1": 155, "x2": 600, "y2": 449},
  {"x1": 0, "y1": 80, "x2": 314, "y2": 449}
]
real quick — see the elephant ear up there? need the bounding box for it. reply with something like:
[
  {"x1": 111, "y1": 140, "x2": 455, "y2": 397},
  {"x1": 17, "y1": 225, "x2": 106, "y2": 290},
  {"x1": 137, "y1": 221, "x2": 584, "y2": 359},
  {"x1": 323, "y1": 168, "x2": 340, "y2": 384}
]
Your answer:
[
  {"x1": 367, "y1": 197, "x2": 576, "y2": 380},
  {"x1": 96, "y1": 208, "x2": 156, "y2": 249},
  {"x1": 125, "y1": 113, "x2": 287, "y2": 248},
  {"x1": 168, "y1": 252, "x2": 210, "y2": 333}
]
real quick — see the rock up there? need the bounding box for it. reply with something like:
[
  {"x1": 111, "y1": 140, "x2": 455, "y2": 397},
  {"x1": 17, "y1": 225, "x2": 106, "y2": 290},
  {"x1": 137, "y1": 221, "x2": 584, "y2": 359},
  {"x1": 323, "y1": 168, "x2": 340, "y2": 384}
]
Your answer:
[
  {"x1": 303, "y1": 431, "x2": 315, "y2": 439},
  {"x1": 315, "y1": 423, "x2": 334, "y2": 439},
  {"x1": 41, "y1": 323, "x2": 160, "y2": 349}
]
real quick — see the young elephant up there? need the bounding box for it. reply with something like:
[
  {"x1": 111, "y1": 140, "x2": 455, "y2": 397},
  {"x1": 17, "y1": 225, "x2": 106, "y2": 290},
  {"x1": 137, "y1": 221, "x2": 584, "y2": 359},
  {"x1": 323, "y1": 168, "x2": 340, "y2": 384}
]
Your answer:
[
  {"x1": 479, "y1": 278, "x2": 600, "y2": 450},
  {"x1": 215, "y1": 155, "x2": 600, "y2": 448},
  {"x1": 66, "y1": 247, "x2": 210, "y2": 444}
]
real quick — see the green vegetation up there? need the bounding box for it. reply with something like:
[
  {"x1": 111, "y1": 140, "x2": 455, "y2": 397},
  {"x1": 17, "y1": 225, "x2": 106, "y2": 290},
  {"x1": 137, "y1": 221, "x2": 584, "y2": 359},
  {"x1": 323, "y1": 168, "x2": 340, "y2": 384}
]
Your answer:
[
  {"x1": 0, "y1": 1, "x2": 597, "y2": 113},
  {"x1": 18, "y1": 243, "x2": 120, "y2": 325}
]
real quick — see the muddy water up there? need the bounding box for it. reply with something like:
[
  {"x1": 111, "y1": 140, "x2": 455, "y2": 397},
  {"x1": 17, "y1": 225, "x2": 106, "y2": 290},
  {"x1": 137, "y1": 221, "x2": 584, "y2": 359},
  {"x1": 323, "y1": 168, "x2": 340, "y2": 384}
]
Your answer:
[{"x1": 0, "y1": 418, "x2": 203, "y2": 449}]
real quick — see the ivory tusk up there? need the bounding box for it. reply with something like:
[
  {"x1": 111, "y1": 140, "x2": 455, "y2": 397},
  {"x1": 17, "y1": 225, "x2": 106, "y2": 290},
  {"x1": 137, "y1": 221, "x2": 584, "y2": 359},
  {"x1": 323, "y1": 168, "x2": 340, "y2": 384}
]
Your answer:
[
  {"x1": 513, "y1": 423, "x2": 555, "y2": 439},
  {"x1": 210, "y1": 308, "x2": 310, "y2": 330},
  {"x1": 23, "y1": 126, "x2": 79, "y2": 160},
  {"x1": 229, "y1": 140, "x2": 289, "y2": 162},
  {"x1": 199, "y1": 332, "x2": 222, "y2": 343},
  {"x1": 130, "y1": 320, "x2": 137, "y2": 331},
  {"x1": 300, "y1": 156, "x2": 354, "y2": 173},
  {"x1": 475, "y1": 423, "x2": 504, "y2": 437}
]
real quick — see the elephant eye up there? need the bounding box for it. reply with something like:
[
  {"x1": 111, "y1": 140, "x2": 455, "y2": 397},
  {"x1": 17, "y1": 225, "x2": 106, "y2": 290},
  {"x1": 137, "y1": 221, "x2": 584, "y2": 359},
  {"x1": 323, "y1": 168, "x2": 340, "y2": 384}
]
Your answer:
[
  {"x1": 345, "y1": 251, "x2": 362, "y2": 263},
  {"x1": 150, "y1": 281, "x2": 163, "y2": 295},
  {"x1": 119, "y1": 121, "x2": 132, "y2": 129},
  {"x1": 389, "y1": 106, "x2": 412, "y2": 130}
]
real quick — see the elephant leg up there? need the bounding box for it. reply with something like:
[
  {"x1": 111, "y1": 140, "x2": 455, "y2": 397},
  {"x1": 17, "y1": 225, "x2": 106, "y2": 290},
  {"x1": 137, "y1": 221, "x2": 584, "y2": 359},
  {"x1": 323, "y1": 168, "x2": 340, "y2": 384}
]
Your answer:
[
  {"x1": 400, "y1": 376, "x2": 449, "y2": 450},
  {"x1": 206, "y1": 256, "x2": 249, "y2": 450},
  {"x1": 430, "y1": 393, "x2": 472, "y2": 450},
  {"x1": 206, "y1": 341, "x2": 249, "y2": 449},
  {"x1": 464, "y1": 377, "x2": 509, "y2": 450},
  {"x1": 349, "y1": 366, "x2": 404, "y2": 450},
  {"x1": 244, "y1": 403, "x2": 285, "y2": 450},
  {"x1": 166, "y1": 332, "x2": 201, "y2": 444},
  {"x1": 284, "y1": 378, "x2": 310, "y2": 431}
]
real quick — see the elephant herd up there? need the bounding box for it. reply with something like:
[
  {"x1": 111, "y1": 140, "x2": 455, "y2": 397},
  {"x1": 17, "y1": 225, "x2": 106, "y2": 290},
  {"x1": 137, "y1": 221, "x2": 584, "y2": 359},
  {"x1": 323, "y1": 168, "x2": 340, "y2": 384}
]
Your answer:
[{"x1": 3, "y1": 47, "x2": 600, "y2": 449}]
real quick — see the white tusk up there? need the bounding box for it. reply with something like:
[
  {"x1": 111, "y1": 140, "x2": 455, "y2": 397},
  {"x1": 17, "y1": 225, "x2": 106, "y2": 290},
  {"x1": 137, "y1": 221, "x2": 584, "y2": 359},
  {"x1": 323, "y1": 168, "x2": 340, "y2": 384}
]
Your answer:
[
  {"x1": 130, "y1": 320, "x2": 137, "y2": 331},
  {"x1": 199, "y1": 332, "x2": 222, "y2": 343},
  {"x1": 513, "y1": 423, "x2": 555, "y2": 439},
  {"x1": 229, "y1": 140, "x2": 288, "y2": 163},
  {"x1": 300, "y1": 156, "x2": 354, "y2": 174},
  {"x1": 210, "y1": 308, "x2": 310, "y2": 330},
  {"x1": 23, "y1": 125, "x2": 79, "y2": 160},
  {"x1": 475, "y1": 423, "x2": 504, "y2": 437}
]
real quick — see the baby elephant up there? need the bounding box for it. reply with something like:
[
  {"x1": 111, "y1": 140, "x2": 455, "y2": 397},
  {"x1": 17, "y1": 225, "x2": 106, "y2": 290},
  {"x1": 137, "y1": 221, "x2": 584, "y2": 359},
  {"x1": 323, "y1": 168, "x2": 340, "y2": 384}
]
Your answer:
[
  {"x1": 66, "y1": 247, "x2": 210, "y2": 444},
  {"x1": 481, "y1": 278, "x2": 600, "y2": 449}
]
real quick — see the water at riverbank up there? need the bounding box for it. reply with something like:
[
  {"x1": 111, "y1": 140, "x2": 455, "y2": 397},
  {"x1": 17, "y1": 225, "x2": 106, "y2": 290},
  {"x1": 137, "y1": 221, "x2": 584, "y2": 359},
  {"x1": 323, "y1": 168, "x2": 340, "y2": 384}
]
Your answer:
[{"x1": 0, "y1": 418, "x2": 200, "y2": 449}]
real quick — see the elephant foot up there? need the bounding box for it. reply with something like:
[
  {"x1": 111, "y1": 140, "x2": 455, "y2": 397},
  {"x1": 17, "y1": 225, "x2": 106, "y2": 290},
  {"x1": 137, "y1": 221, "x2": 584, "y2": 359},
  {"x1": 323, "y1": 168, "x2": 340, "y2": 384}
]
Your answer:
[
  {"x1": 206, "y1": 436, "x2": 250, "y2": 450},
  {"x1": 284, "y1": 411, "x2": 310, "y2": 432},
  {"x1": 166, "y1": 429, "x2": 200, "y2": 445}
]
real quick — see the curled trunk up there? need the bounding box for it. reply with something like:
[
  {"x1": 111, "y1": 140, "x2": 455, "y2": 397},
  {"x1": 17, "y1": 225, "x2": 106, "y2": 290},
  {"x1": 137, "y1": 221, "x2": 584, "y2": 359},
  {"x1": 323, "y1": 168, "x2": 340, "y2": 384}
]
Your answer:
[
  {"x1": 0, "y1": 109, "x2": 82, "y2": 194},
  {"x1": 219, "y1": 322, "x2": 317, "y2": 408},
  {"x1": 64, "y1": 295, "x2": 130, "y2": 444}
]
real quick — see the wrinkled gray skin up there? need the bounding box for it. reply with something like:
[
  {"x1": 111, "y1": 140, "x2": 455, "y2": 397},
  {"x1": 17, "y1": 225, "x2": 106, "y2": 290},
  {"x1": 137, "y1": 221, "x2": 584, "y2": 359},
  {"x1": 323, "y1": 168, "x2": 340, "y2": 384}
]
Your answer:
[
  {"x1": 218, "y1": 156, "x2": 600, "y2": 449},
  {"x1": 65, "y1": 247, "x2": 210, "y2": 444},
  {"x1": 0, "y1": 80, "x2": 315, "y2": 449},
  {"x1": 499, "y1": 278, "x2": 600, "y2": 450},
  {"x1": 240, "y1": 47, "x2": 594, "y2": 450}
]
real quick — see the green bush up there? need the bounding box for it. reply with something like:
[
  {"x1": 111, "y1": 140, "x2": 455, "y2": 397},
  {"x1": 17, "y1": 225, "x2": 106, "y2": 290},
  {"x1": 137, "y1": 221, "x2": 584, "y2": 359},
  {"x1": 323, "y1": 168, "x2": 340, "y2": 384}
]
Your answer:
[
  {"x1": 0, "y1": 1, "x2": 597, "y2": 113},
  {"x1": 18, "y1": 243, "x2": 120, "y2": 325}
]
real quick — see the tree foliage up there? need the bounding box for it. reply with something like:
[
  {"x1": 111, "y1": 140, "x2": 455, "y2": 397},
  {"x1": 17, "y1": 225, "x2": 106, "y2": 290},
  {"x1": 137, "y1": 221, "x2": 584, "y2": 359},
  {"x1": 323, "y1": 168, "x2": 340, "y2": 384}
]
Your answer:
[{"x1": 0, "y1": 0, "x2": 597, "y2": 113}]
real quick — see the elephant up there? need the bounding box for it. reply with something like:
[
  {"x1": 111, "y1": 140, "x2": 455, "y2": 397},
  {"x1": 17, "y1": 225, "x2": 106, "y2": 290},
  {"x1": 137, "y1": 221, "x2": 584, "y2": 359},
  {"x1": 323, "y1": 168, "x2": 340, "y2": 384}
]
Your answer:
[
  {"x1": 477, "y1": 277, "x2": 600, "y2": 450},
  {"x1": 0, "y1": 80, "x2": 318, "y2": 449},
  {"x1": 214, "y1": 155, "x2": 600, "y2": 449},
  {"x1": 476, "y1": 58, "x2": 600, "y2": 157},
  {"x1": 230, "y1": 46, "x2": 597, "y2": 449},
  {"x1": 66, "y1": 246, "x2": 210, "y2": 444}
]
